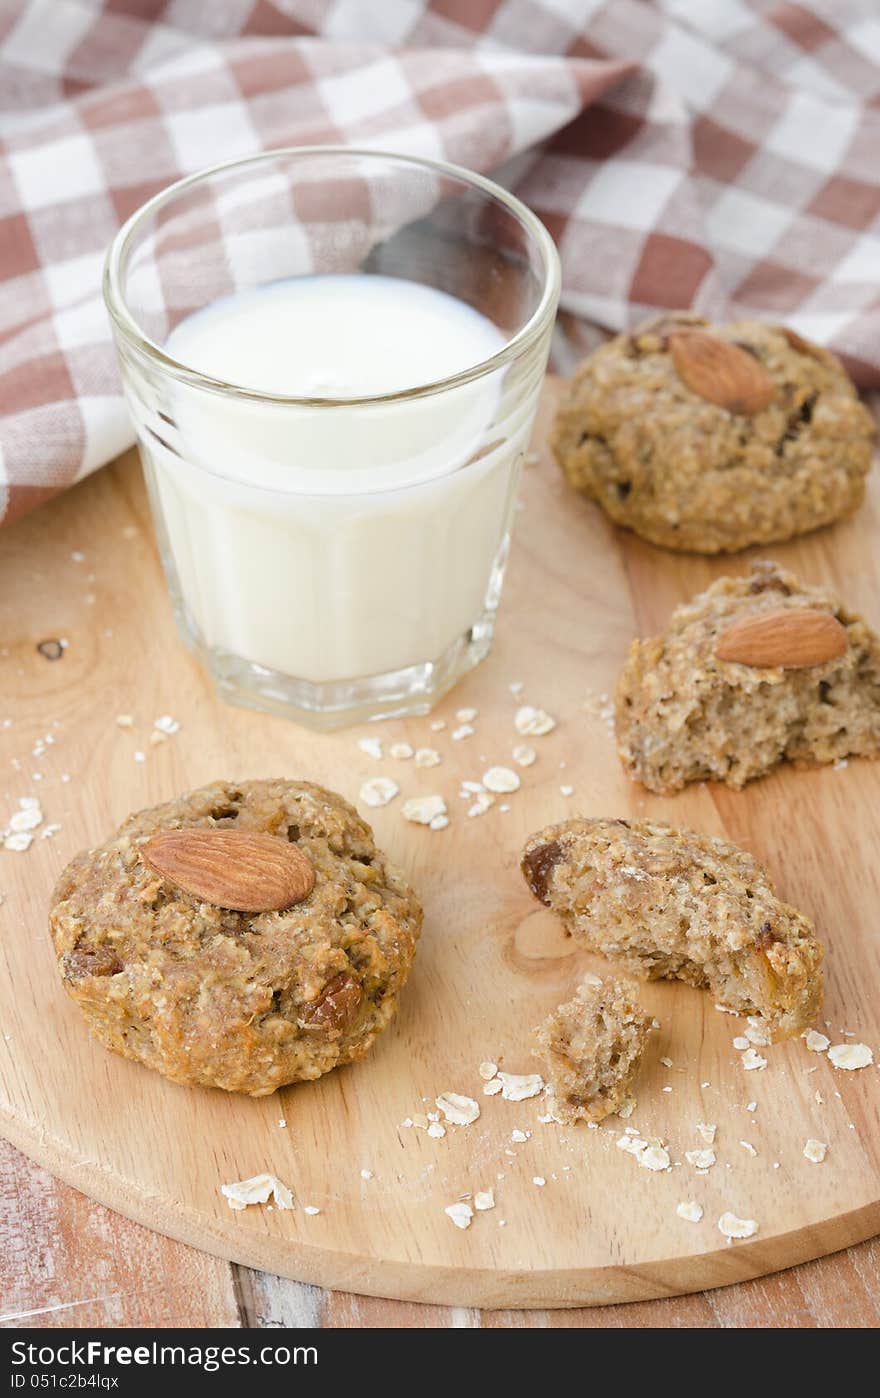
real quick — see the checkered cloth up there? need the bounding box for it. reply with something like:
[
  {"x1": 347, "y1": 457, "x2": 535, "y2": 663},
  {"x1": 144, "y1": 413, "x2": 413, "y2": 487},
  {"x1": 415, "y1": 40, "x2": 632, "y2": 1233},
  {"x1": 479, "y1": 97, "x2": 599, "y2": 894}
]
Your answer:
[{"x1": 2, "y1": 1, "x2": 880, "y2": 527}]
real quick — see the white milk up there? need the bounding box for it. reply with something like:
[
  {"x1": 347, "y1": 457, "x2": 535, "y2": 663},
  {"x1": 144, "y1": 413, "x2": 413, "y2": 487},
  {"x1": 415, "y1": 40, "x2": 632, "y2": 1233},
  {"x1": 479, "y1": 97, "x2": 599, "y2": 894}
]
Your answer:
[{"x1": 143, "y1": 275, "x2": 533, "y2": 685}]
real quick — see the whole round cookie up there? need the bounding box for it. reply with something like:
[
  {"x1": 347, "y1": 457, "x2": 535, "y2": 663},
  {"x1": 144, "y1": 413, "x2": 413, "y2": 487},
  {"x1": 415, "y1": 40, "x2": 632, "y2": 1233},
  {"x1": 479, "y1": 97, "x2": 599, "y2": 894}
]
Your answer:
[
  {"x1": 49, "y1": 779, "x2": 422, "y2": 1095},
  {"x1": 552, "y1": 313, "x2": 875, "y2": 553}
]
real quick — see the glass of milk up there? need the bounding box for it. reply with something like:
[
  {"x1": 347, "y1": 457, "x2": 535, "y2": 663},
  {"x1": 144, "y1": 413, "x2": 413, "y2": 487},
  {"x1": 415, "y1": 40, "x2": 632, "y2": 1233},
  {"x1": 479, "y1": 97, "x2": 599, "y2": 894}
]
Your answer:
[{"x1": 104, "y1": 149, "x2": 560, "y2": 728}]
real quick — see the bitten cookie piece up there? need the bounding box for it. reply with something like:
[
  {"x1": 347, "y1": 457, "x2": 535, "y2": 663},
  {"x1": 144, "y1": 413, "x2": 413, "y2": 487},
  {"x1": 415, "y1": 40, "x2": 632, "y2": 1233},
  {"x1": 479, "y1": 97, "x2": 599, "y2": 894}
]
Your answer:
[
  {"x1": 616, "y1": 560, "x2": 880, "y2": 792},
  {"x1": 534, "y1": 976, "x2": 651, "y2": 1124},
  {"x1": 552, "y1": 314, "x2": 875, "y2": 553},
  {"x1": 521, "y1": 818, "x2": 822, "y2": 1041},
  {"x1": 49, "y1": 779, "x2": 422, "y2": 1095}
]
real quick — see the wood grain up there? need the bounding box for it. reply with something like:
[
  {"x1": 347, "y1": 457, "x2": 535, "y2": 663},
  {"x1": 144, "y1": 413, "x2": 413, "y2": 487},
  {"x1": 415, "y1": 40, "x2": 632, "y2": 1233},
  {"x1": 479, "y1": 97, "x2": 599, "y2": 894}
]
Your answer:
[
  {"x1": 3, "y1": 1138, "x2": 879, "y2": 1326},
  {"x1": 1, "y1": 381, "x2": 879, "y2": 1309}
]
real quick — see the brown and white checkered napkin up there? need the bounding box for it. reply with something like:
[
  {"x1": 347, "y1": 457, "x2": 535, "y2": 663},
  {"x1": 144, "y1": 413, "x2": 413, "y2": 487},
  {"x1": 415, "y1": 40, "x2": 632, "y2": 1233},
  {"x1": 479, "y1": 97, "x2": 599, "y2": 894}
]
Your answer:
[{"x1": 2, "y1": 0, "x2": 880, "y2": 527}]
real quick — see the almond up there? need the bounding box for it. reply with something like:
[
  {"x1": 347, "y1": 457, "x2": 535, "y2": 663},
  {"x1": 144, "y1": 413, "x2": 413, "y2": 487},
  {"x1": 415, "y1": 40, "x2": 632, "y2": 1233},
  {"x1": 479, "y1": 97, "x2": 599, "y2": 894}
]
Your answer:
[
  {"x1": 669, "y1": 330, "x2": 776, "y2": 414},
  {"x1": 714, "y1": 608, "x2": 848, "y2": 669},
  {"x1": 140, "y1": 828, "x2": 315, "y2": 912}
]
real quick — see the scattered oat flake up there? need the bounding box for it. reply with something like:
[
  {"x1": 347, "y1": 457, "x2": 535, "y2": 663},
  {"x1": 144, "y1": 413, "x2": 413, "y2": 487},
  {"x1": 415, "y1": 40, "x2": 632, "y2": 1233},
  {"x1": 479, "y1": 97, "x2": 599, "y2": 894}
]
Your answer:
[
  {"x1": 512, "y1": 746, "x2": 537, "y2": 771},
  {"x1": 467, "y1": 791, "x2": 495, "y2": 818},
  {"x1": 718, "y1": 1212, "x2": 758, "y2": 1241},
  {"x1": 9, "y1": 806, "x2": 42, "y2": 833},
  {"x1": 452, "y1": 724, "x2": 474, "y2": 741},
  {"x1": 445, "y1": 1202, "x2": 473, "y2": 1230},
  {"x1": 804, "y1": 1138, "x2": 827, "y2": 1163},
  {"x1": 532, "y1": 1176, "x2": 546, "y2": 1187},
  {"x1": 3, "y1": 832, "x2": 32, "y2": 852},
  {"x1": 474, "y1": 1189, "x2": 495, "y2": 1211},
  {"x1": 389, "y1": 742, "x2": 413, "y2": 760},
  {"x1": 660, "y1": 1056, "x2": 673, "y2": 1068},
  {"x1": 741, "y1": 1048, "x2": 767, "y2": 1071},
  {"x1": 149, "y1": 730, "x2": 167, "y2": 747},
  {"x1": 154, "y1": 715, "x2": 180, "y2": 735},
  {"x1": 483, "y1": 766, "x2": 520, "y2": 794},
  {"x1": 435, "y1": 1092, "x2": 480, "y2": 1127},
  {"x1": 685, "y1": 1149, "x2": 716, "y2": 1170},
  {"x1": 483, "y1": 1078, "x2": 503, "y2": 1096},
  {"x1": 498, "y1": 1072, "x2": 544, "y2": 1101},
  {"x1": 740, "y1": 1140, "x2": 757, "y2": 1157},
  {"x1": 402, "y1": 794, "x2": 447, "y2": 825},
  {"x1": 805, "y1": 1029, "x2": 830, "y2": 1052},
  {"x1": 745, "y1": 1017, "x2": 770, "y2": 1046},
  {"x1": 430, "y1": 719, "x2": 446, "y2": 732},
  {"x1": 358, "y1": 736, "x2": 383, "y2": 758},
  {"x1": 427, "y1": 1122, "x2": 446, "y2": 1139},
  {"x1": 695, "y1": 1122, "x2": 716, "y2": 1145},
  {"x1": 479, "y1": 1061, "x2": 498, "y2": 1081},
  {"x1": 456, "y1": 708, "x2": 478, "y2": 723},
  {"x1": 133, "y1": 751, "x2": 146, "y2": 763},
  {"x1": 116, "y1": 714, "x2": 134, "y2": 728},
  {"x1": 360, "y1": 1169, "x2": 373, "y2": 1180},
  {"x1": 511, "y1": 1129, "x2": 529, "y2": 1143},
  {"x1": 415, "y1": 747, "x2": 441, "y2": 768},
  {"x1": 828, "y1": 1042, "x2": 873, "y2": 1070},
  {"x1": 746, "y1": 1101, "x2": 757, "y2": 1113},
  {"x1": 514, "y1": 705, "x2": 556, "y2": 737},
  {"x1": 221, "y1": 1173, "x2": 293, "y2": 1212},
  {"x1": 359, "y1": 776, "x2": 399, "y2": 808},
  {"x1": 303, "y1": 1205, "x2": 321, "y2": 1216},
  {"x1": 676, "y1": 1201, "x2": 703, "y2": 1223},
  {"x1": 640, "y1": 1144, "x2": 670, "y2": 1172},
  {"x1": 733, "y1": 1036, "x2": 749, "y2": 1050},
  {"x1": 617, "y1": 1097, "x2": 636, "y2": 1120}
]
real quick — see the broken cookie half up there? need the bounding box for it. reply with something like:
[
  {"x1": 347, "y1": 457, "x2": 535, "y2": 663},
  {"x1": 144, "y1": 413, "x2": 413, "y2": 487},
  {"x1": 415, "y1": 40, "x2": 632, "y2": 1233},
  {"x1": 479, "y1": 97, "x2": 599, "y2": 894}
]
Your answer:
[
  {"x1": 615, "y1": 560, "x2": 880, "y2": 792},
  {"x1": 534, "y1": 975, "x2": 651, "y2": 1125},
  {"x1": 522, "y1": 817, "x2": 823, "y2": 1042}
]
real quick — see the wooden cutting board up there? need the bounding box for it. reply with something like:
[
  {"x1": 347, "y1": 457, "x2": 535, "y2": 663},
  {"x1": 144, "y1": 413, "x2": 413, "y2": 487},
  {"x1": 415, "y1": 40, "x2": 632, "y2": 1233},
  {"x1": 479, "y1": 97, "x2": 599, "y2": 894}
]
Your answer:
[{"x1": 1, "y1": 380, "x2": 879, "y2": 1309}]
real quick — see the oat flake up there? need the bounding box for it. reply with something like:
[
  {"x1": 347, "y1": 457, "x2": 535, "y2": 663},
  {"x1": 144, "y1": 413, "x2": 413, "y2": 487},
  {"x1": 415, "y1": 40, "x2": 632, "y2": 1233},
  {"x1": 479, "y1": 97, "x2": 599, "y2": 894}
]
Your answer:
[
  {"x1": 741, "y1": 1048, "x2": 767, "y2": 1071},
  {"x1": 474, "y1": 1189, "x2": 495, "y2": 1211},
  {"x1": 402, "y1": 794, "x2": 447, "y2": 825},
  {"x1": 695, "y1": 1122, "x2": 716, "y2": 1145},
  {"x1": 359, "y1": 776, "x2": 399, "y2": 808},
  {"x1": 478, "y1": 1061, "x2": 498, "y2": 1081},
  {"x1": 483, "y1": 766, "x2": 520, "y2": 794},
  {"x1": 358, "y1": 736, "x2": 383, "y2": 759},
  {"x1": 805, "y1": 1029, "x2": 830, "y2": 1052},
  {"x1": 415, "y1": 747, "x2": 441, "y2": 768},
  {"x1": 685, "y1": 1149, "x2": 716, "y2": 1170},
  {"x1": 718, "y1": 1212, "x2": 758, "y2": 1241},
  {"x1": 483, "y1": 1079, "x2": 503, "y2": 1096},
  {"x1": 435, "y1": 1092, "x2": 480, "y2": 1127},
  {"x1": 803, "y1": 1138, "x2": 828, "y2": 1163},
  {"x1": 445, "y1": 1202, "x2": 473, "y2": 1230},
  {"x1": 676, "y1": 1201, "x2": 703, "y2": 1223},
  {"x1": 514, "y1": 705, "x2": 556, "y2": 737},
  {"x1": 389, "y1": 742, "x2": 414, "y2": 760},
  {"x1": 828, "y1": 1042, "x2": 873, "y2": 1070},
  {"x1": 498, "y1": 1071, "x2": 544, "y2": 1101},
  {"x1": 512, "y1": 744, "x2": 537, "y2": 767},
  {"x1": 221, "y1": 1173, "x2": 293, "y2": 1212}
]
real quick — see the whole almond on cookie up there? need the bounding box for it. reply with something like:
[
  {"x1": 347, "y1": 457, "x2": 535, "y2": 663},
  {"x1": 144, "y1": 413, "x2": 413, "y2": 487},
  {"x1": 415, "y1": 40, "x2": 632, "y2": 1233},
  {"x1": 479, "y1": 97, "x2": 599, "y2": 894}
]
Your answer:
[
  {"x1": 669, "y1": 330, "x2": 776, "y2": 415},
  {"x1": 140, "y1": 828, "x2": 315, "y2": 911},
  {"x1": 714, "y1": 608, "x2": 848, "y2": 668}
]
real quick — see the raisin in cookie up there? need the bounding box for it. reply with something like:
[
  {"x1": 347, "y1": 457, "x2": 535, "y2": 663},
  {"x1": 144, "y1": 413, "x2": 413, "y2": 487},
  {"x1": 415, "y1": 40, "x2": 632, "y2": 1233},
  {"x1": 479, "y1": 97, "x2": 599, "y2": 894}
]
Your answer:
[
  {"x1": 49, "y1": 779, "x2": 422, "y2": 1095},
  {"x1": 534, "y1": 975, "x2": 651, "y2": 1125},
  {"x1": 552, "y1": 314, "x2": 875, "y2": 553},
  {"x1": 616, "y1": 560, "x2": 880, "y2": 792},
  {"x1": 521, "y1": 818, "x2": 822, "y2": 1041}
]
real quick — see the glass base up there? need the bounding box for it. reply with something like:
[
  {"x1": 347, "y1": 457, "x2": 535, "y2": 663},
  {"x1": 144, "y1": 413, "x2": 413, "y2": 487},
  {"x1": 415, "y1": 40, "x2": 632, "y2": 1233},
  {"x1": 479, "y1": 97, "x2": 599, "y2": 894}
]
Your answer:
[{"x1": 175, "y1": 605, "x2": 496, "y2": 731}]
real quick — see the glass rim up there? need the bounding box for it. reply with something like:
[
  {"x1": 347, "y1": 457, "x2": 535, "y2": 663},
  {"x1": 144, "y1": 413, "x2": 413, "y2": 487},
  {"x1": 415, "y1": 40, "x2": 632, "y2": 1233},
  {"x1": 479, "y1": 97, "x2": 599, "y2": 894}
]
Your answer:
[{"x1": 102, "y1": 145, "x2": 561, "y2": 407}]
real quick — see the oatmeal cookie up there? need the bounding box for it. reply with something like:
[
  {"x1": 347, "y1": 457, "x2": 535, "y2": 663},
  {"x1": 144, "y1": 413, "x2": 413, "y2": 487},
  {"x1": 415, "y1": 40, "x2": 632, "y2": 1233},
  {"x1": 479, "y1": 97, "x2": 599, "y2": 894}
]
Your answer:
[
  {"x1": 616, "y1": 560, "x2": 880, "y2": 792},
  {"x1": 534, "y1": 975, "x2": 650, "y2": 1125},
  {"x1": 49, "y1": 779, "x2": 422, "y2": 1095},
  {"x1": 552, "y1": 313, "x2": 875, "y2": 553},
  {"x1": 521, "y1": 817, "x2": 822, "y2": 1040}
]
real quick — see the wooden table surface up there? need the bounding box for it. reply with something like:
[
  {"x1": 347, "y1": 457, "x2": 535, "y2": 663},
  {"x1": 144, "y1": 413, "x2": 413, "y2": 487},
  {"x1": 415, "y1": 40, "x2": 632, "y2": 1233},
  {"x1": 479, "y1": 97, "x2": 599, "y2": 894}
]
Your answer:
[
  {"x1": 2, "y1": 1136, "x2": 878, "y2": 1327},
  {"x1": 1, "y1": 439, "x2": 879, "y2": 1329}
]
